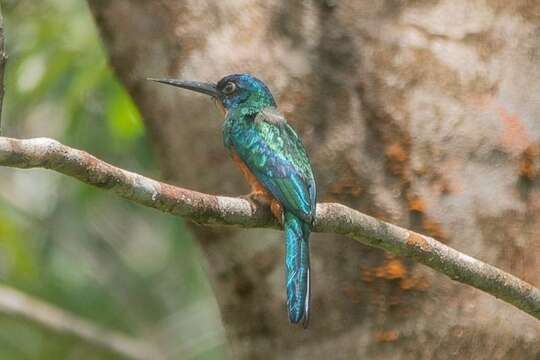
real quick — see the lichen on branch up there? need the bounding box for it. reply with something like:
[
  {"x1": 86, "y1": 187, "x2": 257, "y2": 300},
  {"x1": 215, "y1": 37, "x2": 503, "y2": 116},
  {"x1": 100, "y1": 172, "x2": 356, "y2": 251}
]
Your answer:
[{"x1": 0, "y1": 136, "x2": 539, "y2": 320}]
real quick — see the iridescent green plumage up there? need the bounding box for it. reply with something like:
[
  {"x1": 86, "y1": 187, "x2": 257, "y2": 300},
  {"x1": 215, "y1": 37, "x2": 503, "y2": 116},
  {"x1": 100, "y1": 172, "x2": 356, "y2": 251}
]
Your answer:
[
  {"x1": 150, "y1": 73, "x2": 316, "y2": 326},
  {"x1": 223, "y1": 106, "x2": 316, "y2": 222},
  {"x1": 221, "y1": 75, "x2": 315, "y2": 326}
]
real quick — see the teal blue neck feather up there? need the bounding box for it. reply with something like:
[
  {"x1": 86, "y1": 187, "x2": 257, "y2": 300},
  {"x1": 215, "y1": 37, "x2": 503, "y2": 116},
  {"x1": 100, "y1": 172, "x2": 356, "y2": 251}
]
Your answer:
[{"x1": 217, "y1": 74, "x2": 276, "y2": 114}]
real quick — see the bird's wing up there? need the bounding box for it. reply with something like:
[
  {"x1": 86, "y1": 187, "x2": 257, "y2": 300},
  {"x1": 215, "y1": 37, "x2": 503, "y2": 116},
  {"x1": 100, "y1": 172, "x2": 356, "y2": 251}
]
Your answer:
[{"x1": 231, "y1": 108, "x2": 316, "y2": 222}]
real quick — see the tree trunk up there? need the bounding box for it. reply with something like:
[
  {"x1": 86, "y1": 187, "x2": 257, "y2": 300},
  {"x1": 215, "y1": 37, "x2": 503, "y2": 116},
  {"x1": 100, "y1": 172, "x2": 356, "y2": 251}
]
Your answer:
[{"x1": 87, "y1": 1, "x2": 540, "y2": 358}]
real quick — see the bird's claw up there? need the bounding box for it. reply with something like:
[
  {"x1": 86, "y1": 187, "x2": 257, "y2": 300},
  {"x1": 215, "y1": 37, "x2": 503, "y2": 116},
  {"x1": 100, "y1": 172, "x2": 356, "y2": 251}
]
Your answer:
[
  {"x1": 240, "y1": 192, "x2": 283, "y2": 226},
  {"x1": 270, "y1": 199, "x2": 284, "y2": 227},
  {"x1": 241, "y1": 191, "x2": 271, "y2": 206}
]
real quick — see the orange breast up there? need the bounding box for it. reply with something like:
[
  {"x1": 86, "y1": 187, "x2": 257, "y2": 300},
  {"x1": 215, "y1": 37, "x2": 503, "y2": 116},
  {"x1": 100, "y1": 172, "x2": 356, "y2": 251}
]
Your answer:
[
  {"x1": 230, "y1": 150, "x2": 269, "y2": 195},
  {"x1": 230, "y1": 150, "x2": 284, "y2": 222}
]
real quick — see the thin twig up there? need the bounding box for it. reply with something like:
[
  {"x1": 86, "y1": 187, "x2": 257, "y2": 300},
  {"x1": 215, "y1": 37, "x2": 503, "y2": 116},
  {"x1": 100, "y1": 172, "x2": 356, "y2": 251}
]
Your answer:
[
  {"x1": 0, "y1": 136, "x2": 539, "y2": 320},
  {"x1": 0, "y1": 284, "x2": 164, "y2": 359}
]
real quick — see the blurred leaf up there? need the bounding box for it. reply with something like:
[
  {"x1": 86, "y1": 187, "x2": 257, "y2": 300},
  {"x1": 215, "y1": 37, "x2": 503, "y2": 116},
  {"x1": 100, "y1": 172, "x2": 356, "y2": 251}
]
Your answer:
[
  {"x1": 106, "y1": 82, "x2": 144, "y2": 143},
  {"x1": 0, "y1": 0, "x2": 226, "y2": 359}
]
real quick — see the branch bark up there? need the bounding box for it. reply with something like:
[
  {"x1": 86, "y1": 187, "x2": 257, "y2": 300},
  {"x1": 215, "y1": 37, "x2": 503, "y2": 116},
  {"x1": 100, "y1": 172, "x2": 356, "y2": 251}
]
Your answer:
[
  {"x1": 0, "y1": 284, "x2": 164, "y2": 360},
  {"x1": 1, "y1": 136, "x2": 538, "y2": 321}
]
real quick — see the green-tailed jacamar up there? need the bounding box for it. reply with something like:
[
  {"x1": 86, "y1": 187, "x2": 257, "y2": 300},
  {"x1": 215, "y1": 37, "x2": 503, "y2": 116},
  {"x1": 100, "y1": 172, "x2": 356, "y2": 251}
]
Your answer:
[{"x1": 149, "y1": 74, "x2": 316, "y2": 326}]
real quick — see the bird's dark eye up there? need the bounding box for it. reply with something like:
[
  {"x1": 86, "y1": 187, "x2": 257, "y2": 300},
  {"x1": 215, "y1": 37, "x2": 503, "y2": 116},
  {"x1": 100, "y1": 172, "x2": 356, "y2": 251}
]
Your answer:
[{"x1": 222, "y1": 82, "x2": 236, "y2": 95}]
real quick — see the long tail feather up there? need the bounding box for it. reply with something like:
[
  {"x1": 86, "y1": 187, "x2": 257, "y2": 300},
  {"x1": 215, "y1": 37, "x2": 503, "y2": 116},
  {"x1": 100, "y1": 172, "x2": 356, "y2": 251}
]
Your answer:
[{"x1": 284, "y1": 211, "x2": 311, "y2": 327}]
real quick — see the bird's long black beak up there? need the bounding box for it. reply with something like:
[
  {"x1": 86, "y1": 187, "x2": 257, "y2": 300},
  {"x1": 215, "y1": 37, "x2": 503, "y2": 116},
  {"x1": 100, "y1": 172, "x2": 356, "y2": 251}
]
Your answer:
[{"x1": 147, "y1": 78, "x2": 218, "y2": 97}]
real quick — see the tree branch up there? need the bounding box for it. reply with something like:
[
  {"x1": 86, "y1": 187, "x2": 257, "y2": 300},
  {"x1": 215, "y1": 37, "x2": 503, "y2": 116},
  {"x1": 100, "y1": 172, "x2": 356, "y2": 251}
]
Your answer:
[
  {"x1": 0, "y1": 136, "x2": 539, "y2": 320},
  {"x1": 0, "y1": 284, "x2": 164, "y2": 360}
]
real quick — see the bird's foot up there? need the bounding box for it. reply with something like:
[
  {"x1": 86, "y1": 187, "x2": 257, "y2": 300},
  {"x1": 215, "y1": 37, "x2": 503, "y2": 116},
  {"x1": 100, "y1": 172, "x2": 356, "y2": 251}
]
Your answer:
[
  {"x1": 240, "y1": 192, "x2": 283, "y2": 226},
  {"x1": 241, "y1": 191, "x2": 272, "y2": 206},
  {"x1": 270, "y1": 199, "x2": 284, "y2": 227}
]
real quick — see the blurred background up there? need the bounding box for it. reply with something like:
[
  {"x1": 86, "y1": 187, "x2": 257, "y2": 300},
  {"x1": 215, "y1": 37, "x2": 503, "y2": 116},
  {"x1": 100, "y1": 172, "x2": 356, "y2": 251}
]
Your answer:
[
  {"x1": 1, "y1": 0, "x2": 539, "y2": 359},
  {"x1": 0, "y1": 1, "x2": 226, "y2": 359}
]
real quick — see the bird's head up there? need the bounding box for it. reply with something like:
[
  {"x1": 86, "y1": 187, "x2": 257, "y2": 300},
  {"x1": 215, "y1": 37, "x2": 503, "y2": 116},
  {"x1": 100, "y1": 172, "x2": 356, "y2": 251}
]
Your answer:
[{"x1": 148, "y1": 73, "x2": 276, "y2": 113}]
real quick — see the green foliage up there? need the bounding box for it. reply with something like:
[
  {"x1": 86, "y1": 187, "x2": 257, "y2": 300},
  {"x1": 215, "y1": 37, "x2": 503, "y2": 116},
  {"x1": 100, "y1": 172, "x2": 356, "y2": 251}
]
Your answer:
[{"x1": 0, "y1": 1, "x2": 225, "y2": 359}]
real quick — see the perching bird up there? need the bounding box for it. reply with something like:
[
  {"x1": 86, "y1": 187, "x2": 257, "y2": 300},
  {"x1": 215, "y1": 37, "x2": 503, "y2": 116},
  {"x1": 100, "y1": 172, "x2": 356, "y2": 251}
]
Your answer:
[{"x1": 149, "y1": 74, "x2": 316, "y2": 326}]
